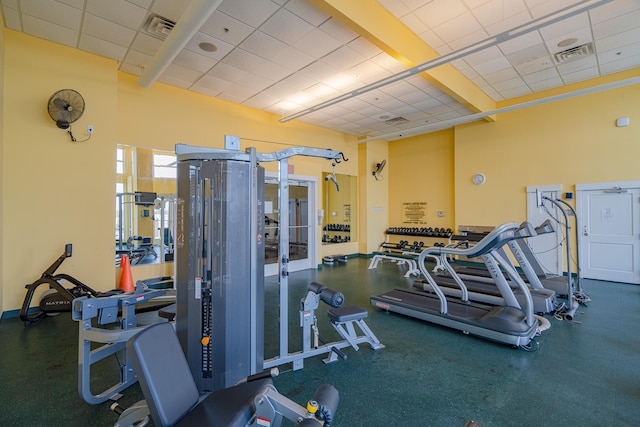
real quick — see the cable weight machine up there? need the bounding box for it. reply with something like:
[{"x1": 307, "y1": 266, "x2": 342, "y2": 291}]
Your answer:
[{"x1": 175, "y1": 142, "x2": 352, "y2": 393}]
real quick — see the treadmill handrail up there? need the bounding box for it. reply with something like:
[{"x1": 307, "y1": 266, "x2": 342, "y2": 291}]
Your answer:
[{"x1": 419, "y1": 222, "x2": 520, "y2": 260}]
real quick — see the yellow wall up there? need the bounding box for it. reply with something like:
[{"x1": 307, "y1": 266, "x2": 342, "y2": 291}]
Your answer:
[
  {"x1": 1, "y1": 30, "x2": 360, "y2": 313},
  {"x1": 359, "y1": 139, "x2": 389, "y2": 254},
  {"x1": 454, "y1": 77, "x2": 640, "y2": 227},
  {"x1": 388, "y1": 130, "x2": 455, "y2": 231},
  {"x1": 2, "y1": 30, "x2": 118, "y2": 314}
]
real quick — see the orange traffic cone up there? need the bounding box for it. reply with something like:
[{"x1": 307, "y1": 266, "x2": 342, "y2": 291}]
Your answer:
[{"x1": 119, "y1": 255, "x2": 134, "y2": 293}]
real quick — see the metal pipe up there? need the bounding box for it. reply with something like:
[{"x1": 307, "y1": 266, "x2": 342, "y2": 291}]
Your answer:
[{"x1": 138, "y1": 0, "x2": 222, "y2": 88}]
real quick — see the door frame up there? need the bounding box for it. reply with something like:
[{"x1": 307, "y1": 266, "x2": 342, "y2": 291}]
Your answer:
[
  {"x1": 576, "y1": 180, "x2": 640, "y2": 283},
  {"x1": 264, "y1": 173, "x2": 317, "y2": 277}
]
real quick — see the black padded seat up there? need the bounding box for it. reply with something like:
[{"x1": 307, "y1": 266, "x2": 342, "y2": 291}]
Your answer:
[
  {"x1": 127, "y1": 322, "x2": 272, "y2": 427},
  {"x1": 327, "y1": 305, "x2": 368, "y2": 323}
]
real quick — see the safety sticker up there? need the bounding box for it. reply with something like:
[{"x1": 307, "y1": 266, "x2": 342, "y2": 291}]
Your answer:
[{"x1": 256, "y1": 416, "x2": 271, "y2": 426}]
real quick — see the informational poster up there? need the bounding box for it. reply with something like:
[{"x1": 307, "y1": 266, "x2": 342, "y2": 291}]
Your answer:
[
  {"x1": 344, "y1": 204, "x2": 351, "y2": 223},
  {"x1": 402, "y1": 202, "x2": 427, "y2": 224}
]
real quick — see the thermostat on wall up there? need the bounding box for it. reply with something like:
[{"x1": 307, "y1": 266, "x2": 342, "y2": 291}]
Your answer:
[{"x1": 472, "y1": 173, "x2": 486, "y2": 185}]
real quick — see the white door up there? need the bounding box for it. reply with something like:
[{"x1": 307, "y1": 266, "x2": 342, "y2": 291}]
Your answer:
[
  {"x1": 576, "y1": 181, "x2": 640, "y2": 284},
  {"x1": 264, "y1": 175, "x2": 317, "y2": 277},
  {"x1": 526, "y1": 185, "x2": 563, "y2": 276}
]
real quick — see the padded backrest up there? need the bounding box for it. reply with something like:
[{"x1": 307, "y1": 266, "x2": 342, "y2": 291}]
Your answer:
[{"x1": 127, "y1": 322, "x2": 200, "y2": 427}]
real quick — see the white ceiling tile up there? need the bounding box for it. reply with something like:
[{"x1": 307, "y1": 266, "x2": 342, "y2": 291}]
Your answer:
[
  {"x1": 220, "y1": 83, "x2": 259, "y2": 102},
  {"x1": 83, "y1": 13, "x2": 136, "y2": 48},
  {"x1": 472, "y1": 55, "x2": 512, "y2": 75},
  {"x1": 20, "y1": 0, "x2": 82, "y2": 31},
  {"x1": 130, "y1": 33, "x2": 162, "y2": 56},
  {"x1": 599, "y1": 52, "x2": 640, "y2": 74},
  {"x1": 464, "y1": 45, "x2": 504, "y2": 66},
  {"x1": 121, "y1": 49, "x2": 153, "y2": 70},
  {"x1": 127, "y1": 0, "x2": 153, "y2": 9},
  {"x1": 58, "y1": 0, "x2": 84, "y2": 9},
  {"x1": 207, "y1": 62, "x2": 249, "y2": 84},
  {"x1": 86, "y1": 0, "x2": 147, "y2": 30},
  {"x1": 271, "y1": 45, "x2": 316, "y2": 71},
  {"x1": 472, "y1": 0, "x2": 528, "y2": 28},
  {"x1": 158, "y1": 75, "x2": 192, "y2": 89},
  {"x1": 173, "y1": 49, "x2": 217, "y2": 73},
  {"x1": 560, "y1": 66, "x2": 598, "y2": 84},
  {"x1": 256, "y1": 60, "x2": 293, "y2": 81},
  {"x1": 483, "y1": 66, "x2": 519, "y2": 84},
  {"x1": 120, "y1": 63, "x2": 144, "y2": 76},
  {"x1": 211, "y1": 47, "x2": 263, "y2": 74},
  {"x1": 484, "y1": 10, "x2": 531, "y2": 36},
  {"x1": 78, "y1": 33, "x2": 128, "y2": 61},
  {"x1": 322, "y1": 45, "x2": 367, "y2": 71},
  {"x1": 513, "y1": 56, "x2": 555, "y2": 75},
  {"x1": 284, "y1": 0, "x2": 329, "y2": 26},
  {"x1": 527, "y1": 0, "x2": 580, "y2": 20},
  {"x1": 398, "y1": 12, "x2": 429, "y2": 35},
  {"x1": 498, "y1": 31, "x2": 543, "y2": 55},
  {"x1": 504, "y1": 42, "x2": 549, "y2": 67},
  {"x1": 294, "y1": 28, "x2": 342, "y2": 59},
  {"x1": 592, "y1": 9, "x2": 640, "y2": 39},
  {"x1": 162, "y1": 63, "x2": 202, "y2": 84},
  {"x1": 260, "y1": 7, "x2": 314, "y2": 44},
  {"x1": 243, "y1": 92, "x2": 281, "y2": 110},
  {"x1": 369, "y1": 53, "x2": 406, "y2": 73},
  {"x1": 240, "y1": 31, "x2": 288, "y2": 61},
  {"x1": 414, "y1": 0, "x2": 467, "y2": 29},
  {"x1": 589, "y1": 0, "x2": 640, "y2": 25},
  {"x1": 433, "y1": 12, "x2": 483, "y2": 43},
  {"x1": 556, "y1": 55, "x2": 597, "y2": 74},
  {"x1": 347, "y1": 37, "x2": 383, "y2": 58},
  {"x1": 218, "y1": 92, "x2": 249, "y2": 104},
  {"x1": 377, "y1": 0, "x2": 411, "y2": 17},
  {"x1": 2, "y1": 0, "x2": 18, "y2": 9},
  {"x1": 521, "y1": 67, "x2": 560, "y2": 84},
  {"x1": 184, "y1": 32, "x2": 234, "y2": 60},
  {"x1": 200, "y1": 11, "x2": 254, "y2": 45},
  {"x1": 598, "y1": 41, "x2": 640, "y2": 64},
  {"x1": 150, "y1": 0, "x2": 188, "y2": 22},
  {"x1": 540, "y1": 14, "x2": 591, "y2": 45},
  {"x1": 492, "y1": 76, "x2": 528, "y2": 92},
  {"x1": 22, "y1": 14, "x2": 78, "y2": 47},
  {"x1": 2, "y1": 6, "x2": 21, "y2": 30},
  {"x1": 193, "y1": 74, "x2": 233, "y2": 92},
  {"x1": 595, "y1": 28, "x2": 639, "y2": 54},
  {"x1": 217, "y1": 0, "x2": 279, "y2": 28},
  {"x1": 235, "y1": 73, "x2": 275, "y2": 92},
  {"x1": 319, "y1": 17, "x2": 359, "y2": 44},
  {"x1": 447, "y1": 29, "x2": 489, "y2": 51}
]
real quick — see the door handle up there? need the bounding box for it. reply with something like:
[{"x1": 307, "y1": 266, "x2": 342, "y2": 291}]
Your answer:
[{"x1": 583, "y1": 225, "x2": 588, "y2": 236}]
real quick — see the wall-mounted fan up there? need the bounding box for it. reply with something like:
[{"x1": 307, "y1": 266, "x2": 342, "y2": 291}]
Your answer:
[
  {"x1": 372, "y1": 160, "x2": 386, "y2": 180},
  {"x1": 47, "y1": 89, "x2": 85, "y2": 130}
]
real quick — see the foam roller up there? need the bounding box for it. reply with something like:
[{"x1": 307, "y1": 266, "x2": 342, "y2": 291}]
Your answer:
[
  {"x1": 319, "y1": 288, "x2": 344, "y2": 308},
  {"x1": 312, "y1": 384, "x2": 340, "y2": 427}
]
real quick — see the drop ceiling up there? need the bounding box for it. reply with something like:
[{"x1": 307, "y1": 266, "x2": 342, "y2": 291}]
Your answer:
[{"x1": 2, "y1": 0, "x2": 639, "y2": 140}]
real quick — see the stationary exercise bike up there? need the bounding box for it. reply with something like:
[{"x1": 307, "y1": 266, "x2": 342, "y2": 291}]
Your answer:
[{"x1": 20, "y1": 244, "x2": 123, "y2": 326}]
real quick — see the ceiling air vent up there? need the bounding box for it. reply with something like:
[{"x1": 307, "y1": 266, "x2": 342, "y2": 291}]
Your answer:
[
  {"x1": 554, "y1": 42, "x2": 594, "y2": 64},
  {"x1": 383, "y1": 116, "x2": 409, "y2": 125},
  {"x1": 142, "y1": 13, "x2": 176, "y2": 40}
]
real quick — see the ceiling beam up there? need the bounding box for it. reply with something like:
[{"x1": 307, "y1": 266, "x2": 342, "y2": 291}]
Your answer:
[{"x1": 309, "y1": 0, "x2": 496, "y2": 121}]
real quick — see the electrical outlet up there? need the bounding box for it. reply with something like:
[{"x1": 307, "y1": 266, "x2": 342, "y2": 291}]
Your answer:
[{"x1": 87, "y1": 125, "x2": 94, "y2": 134}]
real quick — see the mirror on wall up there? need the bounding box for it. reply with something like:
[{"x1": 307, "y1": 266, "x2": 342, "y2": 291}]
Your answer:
[
  {"x1": 115, "y1": 145, "x2": 176, "y2": 267},
  {"x1": 322, "y1": 173, "x2": 357, "y2": 244}
]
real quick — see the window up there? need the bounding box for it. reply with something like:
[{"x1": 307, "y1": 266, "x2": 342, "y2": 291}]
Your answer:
[
  {"x1": 116, "y1": 147, "x2": 124, "y2": 174},
  {"x1": 153, "y1": 154, "x2": 176, "y2": 179}
]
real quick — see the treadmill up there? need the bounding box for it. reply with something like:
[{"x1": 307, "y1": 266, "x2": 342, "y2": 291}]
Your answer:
[
  {"x1": 417, "y1": 222, "x2": 556, "y2": 314},
  {"x1": 371, "y1": 223, "x2": 538, "y2": 347}
]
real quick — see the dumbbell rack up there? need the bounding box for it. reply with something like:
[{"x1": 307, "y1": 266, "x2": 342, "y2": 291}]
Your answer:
[{"x1": 322, "y1": 223, "x2": 351, "y2": 244}]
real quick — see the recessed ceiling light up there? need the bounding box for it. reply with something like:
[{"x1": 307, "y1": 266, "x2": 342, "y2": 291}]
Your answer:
[
  {"x1": 199, "y1": 42, "x2": 217, "y2": 52},
  {"x1": 557, "y1": 37, "x2": 578, "y2": 48}
]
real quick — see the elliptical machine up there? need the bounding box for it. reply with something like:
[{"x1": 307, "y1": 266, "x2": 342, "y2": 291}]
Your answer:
[{"x1": 20, "y1": 244, "x2": 123, "y2": 326}]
